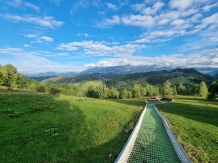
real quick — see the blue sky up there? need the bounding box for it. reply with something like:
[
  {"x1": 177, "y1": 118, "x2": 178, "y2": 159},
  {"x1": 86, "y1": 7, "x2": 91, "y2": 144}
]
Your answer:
[{"x1": 0, "y1": 0, "x2": 218, "y2": 74}]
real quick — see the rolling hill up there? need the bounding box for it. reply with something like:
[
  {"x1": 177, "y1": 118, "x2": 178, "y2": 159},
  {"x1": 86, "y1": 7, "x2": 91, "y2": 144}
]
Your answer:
[{"x1": 38, "y1": 68, "x2": 216, "y2": 90}]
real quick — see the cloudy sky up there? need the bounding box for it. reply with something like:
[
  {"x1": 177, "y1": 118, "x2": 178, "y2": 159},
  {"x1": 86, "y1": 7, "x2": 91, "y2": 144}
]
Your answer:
[{"x1": 0, "y1": 0, "x2": 218, "y2": 74}]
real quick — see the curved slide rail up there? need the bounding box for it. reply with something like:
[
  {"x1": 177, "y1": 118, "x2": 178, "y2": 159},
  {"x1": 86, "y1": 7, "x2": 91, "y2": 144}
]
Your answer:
[{"x1": 115, "y1": 101, "x2": 192, "y2": 163}]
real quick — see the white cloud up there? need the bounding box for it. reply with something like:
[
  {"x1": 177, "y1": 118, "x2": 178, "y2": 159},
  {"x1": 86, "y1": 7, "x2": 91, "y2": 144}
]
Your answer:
[
  {"x1": 135, "y1": 29, "x2": 187, "y2": 43},
  {"x1": 24, "y1": 2, "x2": 39, "y2": 11},
  {"x1": 0, "y1": 47, "x2": 23, "y2": 54},
  {"x1": 0, "y1": 14, "x2": 64, "y2": 28},
  {"x1": 70, "y1": 0, "x2": 90, "y2": 15},
  {"x1": 188, "y1": 13, "x2": 202, "y2": 23},
  {"x1": 56, "y1": 41, "x2": 146, "y2": 57},
  {"x1": 6, "y1": 0, "x2": 22, "y2": 7},
  {"x1": 84, "y1": 48, "x2": 218, "y2": 69},
  {"x1": 158, "y1": 18, "x2": 171, "y2": 25},
  {"x1": 5, "y1": 0, "x2": 39, "y2": 11},
  {"x1": 158, "y1": 10, "x2": 181, "y2": 20},
  {"x1": 195, "y1": 12, "x2": 218, "y2": 29},
  {"x1": 209, "y1": 37, "x2": 218, "y2": 42},
  {"x1": 58, "y1": 53, "x2": 69, "y2": 56},
  {"x1": 39, "y1": 36, "x2": 53, "y2": 42},
  {"x1": 202, "y1": 2, "x2": 218, "y2": 11},
  {"x1": 141, "y1": 2, "x2": 165, "y2": 15},
  {"x1": 131, "y1": 3, "x2": 145, "y2": 11},
  {"x1": 170, "y1": 0, "x2": 195, "y2": 10},
  {"x1": 23, "y1": 44, "x2": 30, "y2": 47},
  {"x1": 107, "y1": 3, "x2": 118, "y2": 10},
  {"x1": 170, "y1": 19, "x2": 185, "y2": 26},
  {"x1": 25, "y1": 34, "x2": 37, "y2": 38},
  {"x1": 122, "y1": 15, "x2": 154, "y2": 27},
  {"x1": 96, "y1": 15, "x2": 120, "y2": 28},
  {"x1": 78, "y1": 33, "x2": 89, "y2": 37},
  {"x1": 180, "y1": 9, "x2": 199, "y2": 17},
  {"x1": 0, "y1": 47, "x2": 82, "y2": 73}
]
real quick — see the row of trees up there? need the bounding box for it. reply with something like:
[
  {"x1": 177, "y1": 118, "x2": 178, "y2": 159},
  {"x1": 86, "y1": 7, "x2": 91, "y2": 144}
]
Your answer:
[
  {"x1": 87, "y1": 80, "x2": 209, "y2": 99},
  {"x1": 162, "y1": 80, "x2": 208, "y2": 98},
  {"x1": 1, "y1": 64, "x2": 217, "y2": 100}
]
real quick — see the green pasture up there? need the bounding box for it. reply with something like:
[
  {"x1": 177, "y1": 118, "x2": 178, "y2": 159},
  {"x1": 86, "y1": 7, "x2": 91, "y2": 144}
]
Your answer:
[
  {"x1": 156, "y1": 96, "x2": 218, "y2": 163},
  {"x1": 0, "y1": 90, "x2": 143, "y2": 163}
]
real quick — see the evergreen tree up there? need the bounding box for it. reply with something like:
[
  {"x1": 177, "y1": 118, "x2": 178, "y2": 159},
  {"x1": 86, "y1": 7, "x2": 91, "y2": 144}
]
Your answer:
[
  {"x1": 199, "y1": 81, "x2": 208, "y2": 97},
  {"x1": 163, "y1": 80, "x2": 173, "y2": 98}
]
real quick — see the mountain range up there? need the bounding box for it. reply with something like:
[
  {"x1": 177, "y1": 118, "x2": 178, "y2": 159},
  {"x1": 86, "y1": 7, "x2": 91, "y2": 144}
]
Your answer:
[{"x1": 28, "y1": 65, "x2": 218, "y2": 78}]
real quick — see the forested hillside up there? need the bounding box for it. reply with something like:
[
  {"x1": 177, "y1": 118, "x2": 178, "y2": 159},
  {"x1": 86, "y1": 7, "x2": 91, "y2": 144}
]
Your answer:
[
  {"x1": 1, "y1": 64, "x2": 217, "y2": 100},
  {"x1": 41, "y1": 68, "x2": 215, "y2": 87}
]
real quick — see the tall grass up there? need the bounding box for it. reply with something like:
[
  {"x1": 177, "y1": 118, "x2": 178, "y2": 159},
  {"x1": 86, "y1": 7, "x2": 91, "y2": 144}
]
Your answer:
[{"x1": 156, "y1": 96, "x2": 218, "y2": 163}]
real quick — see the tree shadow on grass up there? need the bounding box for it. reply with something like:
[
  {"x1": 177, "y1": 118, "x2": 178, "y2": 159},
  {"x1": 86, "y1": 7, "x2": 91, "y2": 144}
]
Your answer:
[
  {"x1": 174, "y1": 96, "x2": 211, "y2": 103},
  {"x1": 0, "y1": 94, "x2": 83, "y2": 162},
  {"x1": 108, "y1": 98, "x2": 146, "y2": 107},
  {"x1": 156, "y1": 102, "x2": 218, "y2": 127},
  {"x1": 0, "y1": 93, "x2": 143, "y2": 163}
]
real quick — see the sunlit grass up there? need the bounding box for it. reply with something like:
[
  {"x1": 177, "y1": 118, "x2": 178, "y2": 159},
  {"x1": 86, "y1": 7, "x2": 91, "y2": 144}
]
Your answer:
[
  {"x1": 156, "y1": 96, "x2": 218, "y2": 163},
  {"x1": 0, "y1": 92, "x2": 143, "y2": 163}
]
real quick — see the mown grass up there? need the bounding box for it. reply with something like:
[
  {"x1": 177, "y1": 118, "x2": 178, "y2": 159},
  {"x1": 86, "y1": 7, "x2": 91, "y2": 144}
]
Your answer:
[
  {"x1": 0, "y1": 89, "x2": 144, "y2": 163},
  {"x1": 156, "y1": 96, "x2": 218, "y2": 163}
]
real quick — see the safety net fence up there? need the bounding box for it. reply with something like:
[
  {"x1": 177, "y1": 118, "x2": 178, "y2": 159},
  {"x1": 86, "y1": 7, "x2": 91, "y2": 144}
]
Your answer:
[{"x1": 115, "y1": 102, "x2": 192, "y2": 163}]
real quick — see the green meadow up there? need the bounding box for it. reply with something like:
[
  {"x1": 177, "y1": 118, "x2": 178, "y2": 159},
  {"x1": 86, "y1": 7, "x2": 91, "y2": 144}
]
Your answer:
[
  {"x1": 0, "y1": 88, "x2": 144, "y2": 163},
  {"x1": 1, "y1": 86, "x2": 218, "y2": 163},
  {"x1": 156, "y1": 97, "x2": 218, "y2": 163}
]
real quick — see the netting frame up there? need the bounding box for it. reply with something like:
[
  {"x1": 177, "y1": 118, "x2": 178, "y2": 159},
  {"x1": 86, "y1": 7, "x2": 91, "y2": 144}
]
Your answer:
[
  {"x1": 114, "y1": 105, "x2": 147, "y2": 163},
  {"x1": 154, "y1": 105, "x2": 192, "y2": 163}
]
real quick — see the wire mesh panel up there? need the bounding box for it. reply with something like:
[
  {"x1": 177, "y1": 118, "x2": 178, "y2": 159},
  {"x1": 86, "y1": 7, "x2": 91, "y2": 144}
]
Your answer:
[
  {"x1": 116, "y1": 101, "x2": 192, "y2": 163},
  {"x1": 127, "y1": 103, "x2": 180, "y2": 163}
]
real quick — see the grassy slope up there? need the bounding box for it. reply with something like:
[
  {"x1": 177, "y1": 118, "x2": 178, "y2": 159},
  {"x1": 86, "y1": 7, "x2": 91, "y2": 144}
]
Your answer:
[
  {"x1": 156, "y1": 97, "x2": 218, "y2": 163},
  {"x1": 0, "y1": 88, "x2": 144, "y2": 163}
]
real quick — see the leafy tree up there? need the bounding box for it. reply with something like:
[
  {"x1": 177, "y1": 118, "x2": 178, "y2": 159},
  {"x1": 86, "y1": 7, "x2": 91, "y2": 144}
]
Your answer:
[
  {"x1": 28, "y1": 80, "x2": 45, "y2": 92},
  {"x1": 140, "y1": 87, "x2": 146, "y2": 97},
  {"x1": 207, "y1": 81, "x2": 218, "y2": 100},
  {"x1": 193, "y1": 84, "x2": 200, "y2": 95},
  {"x1": 108, "y1": 87, "x2": 119, "y2": 99},
  {"x1": 4, "y1": 64, "x2": 19, "y2": 87},
  {"x1": 127, "y1": 90, "x2": 132, "y2": 99},
  {"x1": 177, "y1": 83, "x2": 186, "y2": 95},
  {"x1": 120, "y1": 88, "x2": 128, "y2": 99},
  {"x1": 162, "y1": 80, "x2": 173, "y2": 98},
  {"x1": 199, "y1": 81, "x2": 208, "y2": 97},
  {"x1": 153, "y1": 86, "x2": 160, "y2": 96},
  {"x1": 60, "y1": 83, "x2": 76, "y2": 96},
  {"x1": 18, "y1": 74, "x2": 31, "y2": 89},
  {"x1": 186, "y1": 85, "x2": 193, "y2": 95},
  {"x1": 172, "y1": 85, "x2": 177, "y2": 95},
  {"x1": 44, "y1": 83, "x2": 60, "y2": 94},
  {"x1": 131, "y1": 84, "x2": 141, "y2": 98},
  {"x1": 145, "y1": 84, "x2": 154, "y2": 96},
  {"x1": 86, "y1": 85, "x2": 99, "y2": 98}
]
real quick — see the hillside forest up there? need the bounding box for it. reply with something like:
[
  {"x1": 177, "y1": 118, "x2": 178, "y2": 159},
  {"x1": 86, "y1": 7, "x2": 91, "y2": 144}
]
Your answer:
[{"x1": 1, "y1": 64, "x2": 218, "y2": 100}]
